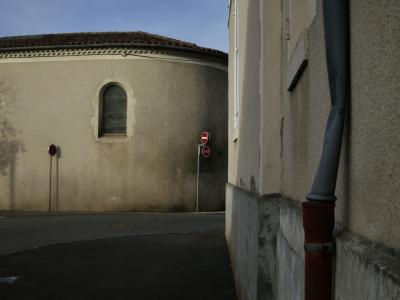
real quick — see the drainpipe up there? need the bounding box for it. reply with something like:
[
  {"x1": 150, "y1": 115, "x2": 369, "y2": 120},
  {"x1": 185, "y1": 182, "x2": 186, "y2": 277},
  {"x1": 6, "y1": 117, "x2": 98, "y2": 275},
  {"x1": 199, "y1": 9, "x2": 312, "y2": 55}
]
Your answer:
[{"x1": 303, "y1": 1, "x2": 349, "y2": 300}]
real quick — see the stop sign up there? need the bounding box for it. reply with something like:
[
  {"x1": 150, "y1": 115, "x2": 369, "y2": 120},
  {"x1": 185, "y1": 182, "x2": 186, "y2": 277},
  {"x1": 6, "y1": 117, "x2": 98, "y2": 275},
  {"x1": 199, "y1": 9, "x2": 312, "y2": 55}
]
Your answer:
[
  {"x1": 200, "y1": 131, "x2": 210, "y2": 145},
  {"x1": 202, "y1": 145, "x2": 211, "y2": 158}
]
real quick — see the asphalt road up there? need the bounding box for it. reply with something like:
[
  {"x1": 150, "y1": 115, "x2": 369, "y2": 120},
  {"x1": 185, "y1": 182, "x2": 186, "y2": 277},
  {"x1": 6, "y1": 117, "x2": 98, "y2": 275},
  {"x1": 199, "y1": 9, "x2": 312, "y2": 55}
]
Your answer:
[{"x1": 0, "y1": 213, "x2": 236, "y2": 300}]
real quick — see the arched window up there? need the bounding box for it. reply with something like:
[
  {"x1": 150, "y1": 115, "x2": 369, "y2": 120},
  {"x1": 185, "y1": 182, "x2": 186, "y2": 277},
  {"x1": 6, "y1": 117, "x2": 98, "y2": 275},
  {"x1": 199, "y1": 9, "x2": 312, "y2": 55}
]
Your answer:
[{"x1": 100, "y1": 84, "x2": 127, "y2": 135}]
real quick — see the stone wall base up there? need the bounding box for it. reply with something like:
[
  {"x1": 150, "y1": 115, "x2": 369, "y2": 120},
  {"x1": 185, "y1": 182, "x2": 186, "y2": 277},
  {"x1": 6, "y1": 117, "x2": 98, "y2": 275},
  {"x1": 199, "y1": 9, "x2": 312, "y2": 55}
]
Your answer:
[{"x1": 225, "y1": 183, "x2": 400, "y2": 300}]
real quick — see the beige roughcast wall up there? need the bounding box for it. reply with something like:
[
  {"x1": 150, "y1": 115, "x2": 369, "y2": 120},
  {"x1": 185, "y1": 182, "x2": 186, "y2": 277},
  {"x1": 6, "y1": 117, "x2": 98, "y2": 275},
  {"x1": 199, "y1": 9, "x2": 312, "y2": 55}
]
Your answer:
[
  {"x1": 228, "y1": 0, "x2": 400, "y2": 252},
  {"x1": 281, "y1": 0, "x2": 400, "y2": 249},
  {"x1": 227, "y1": 0, "x2": 400, "y2": 298},
  {"x1": 0, "y1": 53, "x2": 227, "y2": 212}
]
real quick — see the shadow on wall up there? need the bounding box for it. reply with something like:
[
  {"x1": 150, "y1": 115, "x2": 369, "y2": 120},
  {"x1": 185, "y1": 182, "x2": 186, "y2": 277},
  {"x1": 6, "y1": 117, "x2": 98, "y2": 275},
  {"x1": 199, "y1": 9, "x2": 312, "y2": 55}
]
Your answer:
[
  {"x1": 54, "y1": 146, "x2": 61, "y2": 211},
  {"x1": 340, "y1": 88, "x2": 352, "y2": 228},
  {"x1": 235, "y1": 0, "x2": 261, "y2": 195},
  {"x1": 0, "y1": 80, "x2": 25, "y2": 210}
]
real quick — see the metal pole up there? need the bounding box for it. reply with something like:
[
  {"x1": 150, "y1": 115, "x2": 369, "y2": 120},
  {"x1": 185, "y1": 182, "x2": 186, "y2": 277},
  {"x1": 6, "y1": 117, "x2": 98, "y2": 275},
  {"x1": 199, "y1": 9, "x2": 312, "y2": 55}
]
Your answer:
[
  {"x1": 49, "y1": 156, "x2": 52, "y2": 212},
  {"x1": 56, "y1": 154, "x2": 59, "y2": 211},
  {"x1": 196, "y1": 144, "x2": 201, "y2": 212}
]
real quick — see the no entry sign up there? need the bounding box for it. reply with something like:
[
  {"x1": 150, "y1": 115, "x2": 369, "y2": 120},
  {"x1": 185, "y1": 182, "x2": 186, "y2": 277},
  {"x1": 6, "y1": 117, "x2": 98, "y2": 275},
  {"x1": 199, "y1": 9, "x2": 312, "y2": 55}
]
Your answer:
[
  {"x1": 201, "y1": 145, "x2": 211, "y2": 158},
  {"x1": 200, "y1": 131, "x2": 210, "y2": 145}
]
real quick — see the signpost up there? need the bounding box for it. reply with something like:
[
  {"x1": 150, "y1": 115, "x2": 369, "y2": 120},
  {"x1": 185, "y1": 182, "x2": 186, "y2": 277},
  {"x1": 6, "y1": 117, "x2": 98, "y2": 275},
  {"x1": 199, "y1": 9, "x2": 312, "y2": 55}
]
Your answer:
[
  {"x1": 196, "y1": 131, "x2": 212, "y2": 212},
  {"x1": 48, "y1": 144, "x2": 57, "y2": 212}
]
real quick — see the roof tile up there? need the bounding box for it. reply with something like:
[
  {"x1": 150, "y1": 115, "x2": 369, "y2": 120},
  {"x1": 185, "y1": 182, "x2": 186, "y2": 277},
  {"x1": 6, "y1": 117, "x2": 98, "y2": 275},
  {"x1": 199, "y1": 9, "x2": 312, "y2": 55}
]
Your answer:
[{"x1": 0, "y1": 31, "x2": 227, "y2": 60}]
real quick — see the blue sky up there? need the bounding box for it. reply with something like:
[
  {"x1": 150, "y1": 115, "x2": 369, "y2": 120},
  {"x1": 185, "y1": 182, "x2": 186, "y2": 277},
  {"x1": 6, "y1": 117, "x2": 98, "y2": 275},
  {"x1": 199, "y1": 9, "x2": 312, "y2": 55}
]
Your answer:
[{"x1": 0, "y1": 0, "x2": 228, "y2": 51}]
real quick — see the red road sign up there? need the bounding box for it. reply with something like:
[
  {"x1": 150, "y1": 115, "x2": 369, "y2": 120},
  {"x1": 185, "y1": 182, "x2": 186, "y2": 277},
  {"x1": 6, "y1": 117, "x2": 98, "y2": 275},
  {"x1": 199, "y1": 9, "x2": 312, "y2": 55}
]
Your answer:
[
  {"x1": 200, "y1": 131, "x2": 210, "y2": 145},
  {"x1": 201, "y1": 145, "x2": 211, "y2": 158},
  {"x1": 48, "y1": 144, "x2": 57, "y2": 156}
]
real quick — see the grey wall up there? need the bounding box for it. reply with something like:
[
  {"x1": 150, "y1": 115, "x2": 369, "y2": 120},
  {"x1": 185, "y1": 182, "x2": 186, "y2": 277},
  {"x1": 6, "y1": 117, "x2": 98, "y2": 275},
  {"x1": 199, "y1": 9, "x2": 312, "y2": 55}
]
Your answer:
[
  {"x1": 335, "y1": 231, "x2": 400, "y2": 300},
  {"x1": 226, "y1": 184, "x2": 278, "y2": 300},
  {"x1": 276, "y1": 199, "x2": 304, "y2": 300},
  {"x1": 227, "y1": 191, "x2": 400, "y2": 300},
  {"x1": 0, "y1": 53, "x2": 227, "y2": 211}
]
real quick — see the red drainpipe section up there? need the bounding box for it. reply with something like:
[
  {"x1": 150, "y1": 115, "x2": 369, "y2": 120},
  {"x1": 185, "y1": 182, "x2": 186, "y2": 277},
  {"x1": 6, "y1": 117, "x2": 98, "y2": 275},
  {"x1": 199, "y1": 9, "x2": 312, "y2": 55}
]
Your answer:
[{"x1": 303, "y1": 201, "x2": 335, "y2": 300}]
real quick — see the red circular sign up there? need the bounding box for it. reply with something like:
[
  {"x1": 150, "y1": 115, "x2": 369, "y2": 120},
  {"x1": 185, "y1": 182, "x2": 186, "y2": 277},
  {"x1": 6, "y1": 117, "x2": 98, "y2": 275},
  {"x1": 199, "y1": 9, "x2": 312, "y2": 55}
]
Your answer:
[
  {"x1": 200, "y1": 131, "x2": 210, "y2": 145},
  {"x1": 201, "y1": 145, "x2": 211, "y2": 158},
  {"x1": 48, "y1": 144, "x2": 57, "y2": 156}
]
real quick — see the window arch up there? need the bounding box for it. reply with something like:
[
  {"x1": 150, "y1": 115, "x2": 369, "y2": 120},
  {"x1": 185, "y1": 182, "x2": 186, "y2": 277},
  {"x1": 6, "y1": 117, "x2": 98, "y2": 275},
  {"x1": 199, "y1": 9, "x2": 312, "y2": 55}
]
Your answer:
[{"x1": 99, "y1": 84, "x2": 127, "y2": 136}]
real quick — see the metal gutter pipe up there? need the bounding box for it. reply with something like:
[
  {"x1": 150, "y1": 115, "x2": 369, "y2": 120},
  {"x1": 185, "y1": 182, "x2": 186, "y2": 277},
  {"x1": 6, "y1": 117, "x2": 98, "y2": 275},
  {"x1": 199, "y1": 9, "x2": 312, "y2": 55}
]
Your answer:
[
  {"x1": 303, "y1": 1, "x2": 349, "y2": 300},
  {"x1": 306, "y1": 0, "x2": 349, "y2": 203}
]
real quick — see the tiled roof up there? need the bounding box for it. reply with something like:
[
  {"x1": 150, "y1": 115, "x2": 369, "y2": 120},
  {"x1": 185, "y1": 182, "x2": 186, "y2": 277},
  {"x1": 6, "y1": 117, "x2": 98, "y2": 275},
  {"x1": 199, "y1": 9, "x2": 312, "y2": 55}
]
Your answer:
[{"x1": 0, "y1": 31, "x2": 227, "y2": 60}]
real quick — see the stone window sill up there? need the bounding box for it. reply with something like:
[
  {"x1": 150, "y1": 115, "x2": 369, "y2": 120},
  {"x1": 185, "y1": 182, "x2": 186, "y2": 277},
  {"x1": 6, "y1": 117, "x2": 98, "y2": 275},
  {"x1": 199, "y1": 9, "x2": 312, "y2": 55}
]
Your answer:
[{"x1": 96, "y1": 135, "x2": 128, "y2": 143}]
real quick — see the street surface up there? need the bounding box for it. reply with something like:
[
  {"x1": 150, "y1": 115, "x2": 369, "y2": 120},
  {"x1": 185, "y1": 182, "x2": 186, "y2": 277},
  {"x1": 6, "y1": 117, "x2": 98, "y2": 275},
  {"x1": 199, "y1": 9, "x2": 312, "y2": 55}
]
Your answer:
[{"x1": 0, "y1": 213, "x2": 236, "y2": 300}]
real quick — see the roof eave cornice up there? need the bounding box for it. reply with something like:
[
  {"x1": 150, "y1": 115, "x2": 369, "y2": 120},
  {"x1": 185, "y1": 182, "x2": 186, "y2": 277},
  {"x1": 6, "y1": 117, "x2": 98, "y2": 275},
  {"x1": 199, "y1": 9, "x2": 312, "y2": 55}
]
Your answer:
[{"x1": 0, "y1": 42, "x2": 227, "y2": 61}]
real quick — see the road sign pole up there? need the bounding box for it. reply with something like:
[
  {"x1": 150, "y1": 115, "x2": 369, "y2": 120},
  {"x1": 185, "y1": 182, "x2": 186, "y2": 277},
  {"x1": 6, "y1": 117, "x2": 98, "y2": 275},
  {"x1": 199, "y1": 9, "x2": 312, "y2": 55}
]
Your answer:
[
  {"x1": 196, "y1": 144, "x2": 201, "y2": 212},
  {"x1": 47, "y1": 144, "x2": 57, "y2": 212},
  {"x1": 197, "y1": 131, "x2": 211, "y2": 212},
  {"x1": 49, "y1": 155, "x2": 52, "y2": 212}
]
